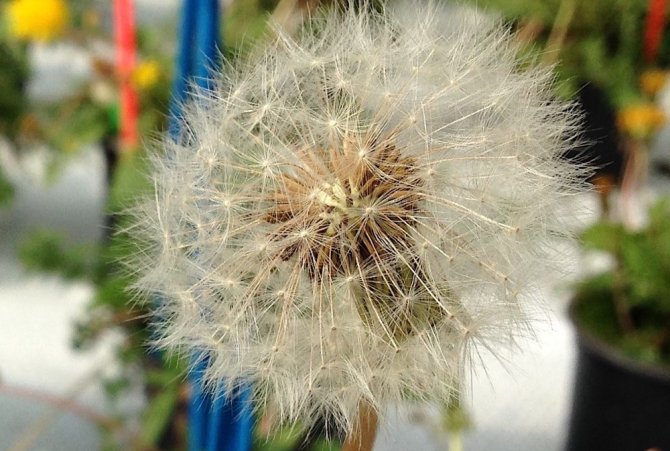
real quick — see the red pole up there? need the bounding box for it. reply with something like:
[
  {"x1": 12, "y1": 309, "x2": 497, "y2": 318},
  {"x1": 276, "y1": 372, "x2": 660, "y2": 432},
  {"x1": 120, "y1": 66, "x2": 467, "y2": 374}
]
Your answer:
[
  {"x1": 114, "y1": 0, "x2": 139, "y2": 151},
  {"x1": 644, "y1": 0, "x2": 667, "y2": 64}
]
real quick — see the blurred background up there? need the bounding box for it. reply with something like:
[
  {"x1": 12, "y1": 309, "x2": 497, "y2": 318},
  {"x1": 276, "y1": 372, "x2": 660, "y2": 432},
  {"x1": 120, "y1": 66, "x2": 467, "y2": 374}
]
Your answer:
[{"x1": 1, "y1": 0, "x2": 669, "y2": 450}]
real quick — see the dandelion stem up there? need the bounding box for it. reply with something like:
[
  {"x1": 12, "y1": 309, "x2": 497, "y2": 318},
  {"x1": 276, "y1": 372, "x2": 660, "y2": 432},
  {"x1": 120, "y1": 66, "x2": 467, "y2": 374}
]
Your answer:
[
  {"x1": 341, "y1": 399, "x2": 378, "y2": 451},
  {"x1": 447, "y1": 432, "x2": 464, "y2": 451}
]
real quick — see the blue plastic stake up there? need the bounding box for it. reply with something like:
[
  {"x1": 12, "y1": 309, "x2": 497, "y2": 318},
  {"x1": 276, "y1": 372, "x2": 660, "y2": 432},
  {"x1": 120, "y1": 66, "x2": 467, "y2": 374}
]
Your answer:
[{"x1": 168, "y1": 1, "x2": 253, "y2": 450}]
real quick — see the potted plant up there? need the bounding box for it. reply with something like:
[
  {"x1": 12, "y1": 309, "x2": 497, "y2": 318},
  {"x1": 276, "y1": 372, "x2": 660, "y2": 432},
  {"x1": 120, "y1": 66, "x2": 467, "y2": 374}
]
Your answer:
[{"x1": 567, "y1": 198, "x2": 670, "y2": 451}]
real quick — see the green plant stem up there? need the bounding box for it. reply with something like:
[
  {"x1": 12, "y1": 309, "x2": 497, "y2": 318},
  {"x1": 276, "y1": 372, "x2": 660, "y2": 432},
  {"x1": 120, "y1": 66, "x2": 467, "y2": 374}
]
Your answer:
[
  {"x1": 653, "y1": 318, "x2": 670, "y2": 353},
  {"x1": 543, "y1": 0, "x2": 576, "y2": 65},
  {"x1": 611, "y1": 145, "x2": 640, "y2": 336},
  {"x1": 442, "y1": 388, "x2": 470, "y2": 451},
  {"x1": 448, "y1": 430, "x2": 464, "y2": 451},
  {"x1": 613, "y1": 248, "x2": 635, "y2": 335},
  {"x1": 612, "y1": 280, "x2": 635, "y2": 334}
]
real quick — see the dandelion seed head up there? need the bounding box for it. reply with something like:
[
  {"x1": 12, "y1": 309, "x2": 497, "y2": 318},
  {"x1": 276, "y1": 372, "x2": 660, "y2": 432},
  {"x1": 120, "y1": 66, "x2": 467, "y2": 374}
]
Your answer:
[{"x1": 130, "y1": 0, "x2": 587, "y2": 434}]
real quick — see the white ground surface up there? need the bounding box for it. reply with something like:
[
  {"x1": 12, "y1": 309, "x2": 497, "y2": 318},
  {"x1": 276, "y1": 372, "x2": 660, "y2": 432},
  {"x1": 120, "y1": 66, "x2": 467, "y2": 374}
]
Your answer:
[{"x1": 0, "y1": 148, "x2": 110, "y2": 450}]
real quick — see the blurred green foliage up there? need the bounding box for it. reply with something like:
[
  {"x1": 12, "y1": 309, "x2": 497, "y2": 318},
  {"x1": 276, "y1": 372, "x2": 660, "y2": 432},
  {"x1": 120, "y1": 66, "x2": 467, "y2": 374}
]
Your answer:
[
  {"x1": 0, "y1": 37, "x2": 28, "y2": 141},
  {"x1": 0, "y1": 25, "x2": 29, "y2": 209},
  {"x1": 0, "y1": 169, "x2": 14, "y2": 207},
  {"x1": 223, "y1": 0, "x2": 279, "y2": 58},
  {"x1": 252, "y1": 424, "x2": 342, "y2": 451},
  {"x1": 575, "y1": 199, "x2": 670, "y2": 367},
  {"x1": 468, "y1": 0, "x2": 653, "y2": 107},
  {"x1": 18, "y1": 229, "x2": 95, "y2": 278}
]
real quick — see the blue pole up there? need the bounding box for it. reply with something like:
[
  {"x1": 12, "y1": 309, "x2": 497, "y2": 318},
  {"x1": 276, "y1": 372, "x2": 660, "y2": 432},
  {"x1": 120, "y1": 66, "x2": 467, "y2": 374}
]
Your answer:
[
  {"x1": 194, "y1": 0, "x2": 220, "y2": 89},
  {"x1": 168, "y1": 2, "x2": 254, "y2": 450},
  {"x1": 168, "y1": 0, "x2": 196, "y2": 139},
  {"x1": 207, "y1": 383, "x2": 254, "y2": 451},
  {"x1": 188, "y1": 358, "x2": 212, "y2": 451}
]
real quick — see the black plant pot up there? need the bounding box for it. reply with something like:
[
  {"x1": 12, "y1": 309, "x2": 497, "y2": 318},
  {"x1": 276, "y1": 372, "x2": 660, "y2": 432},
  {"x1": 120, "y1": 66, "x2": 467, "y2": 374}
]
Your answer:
[{"x1": 566, "y1": 304, "x2": 670, "y2": 451}]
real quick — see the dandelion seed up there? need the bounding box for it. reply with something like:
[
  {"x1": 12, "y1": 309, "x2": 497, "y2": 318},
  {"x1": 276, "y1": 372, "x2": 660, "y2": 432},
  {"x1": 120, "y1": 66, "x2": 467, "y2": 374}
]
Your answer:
[{"x1": 131, "y1": 0, "x2": 587, "y2": 439}]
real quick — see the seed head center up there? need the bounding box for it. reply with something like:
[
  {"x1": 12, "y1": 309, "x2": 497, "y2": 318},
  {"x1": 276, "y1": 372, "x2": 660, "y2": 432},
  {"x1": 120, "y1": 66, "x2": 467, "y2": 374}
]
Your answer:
[{"x1": 264, "y1": 136, "x2": 424, "y2": 279}]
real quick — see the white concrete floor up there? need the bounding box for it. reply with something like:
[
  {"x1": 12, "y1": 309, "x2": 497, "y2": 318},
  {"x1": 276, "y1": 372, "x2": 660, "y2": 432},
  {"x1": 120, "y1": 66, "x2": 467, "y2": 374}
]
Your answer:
[{"x1": 0, "y1": 148, "x2": 110, "y2": 450}]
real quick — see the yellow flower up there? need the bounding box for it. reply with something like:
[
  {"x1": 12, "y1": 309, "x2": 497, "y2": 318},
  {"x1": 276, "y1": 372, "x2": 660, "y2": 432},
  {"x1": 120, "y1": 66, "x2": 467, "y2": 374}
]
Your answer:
[
  {"x1": 6, "y1": 0, "x2": 69, "y2": 42},
  {"x1": 132, "y1": 60, "x2": 161, "y2": 90},
  {"x1": 640, "y1": 69, "x2": 669, "y2": 97},
  {"x1": 617, "y1": 104, "x2": 666, "y2": 138}
]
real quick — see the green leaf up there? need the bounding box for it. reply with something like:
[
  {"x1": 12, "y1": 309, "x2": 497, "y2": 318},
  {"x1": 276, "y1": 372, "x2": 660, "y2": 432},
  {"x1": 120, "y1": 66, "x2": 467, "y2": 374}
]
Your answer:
[
  {"x1": 94, "y1": 275, "x2": 132, "y2": 308},
  {"x1": 0, "y1": 168, "x2": 14, "y2": 207},
  {"x1": 313, "y1": 440, "x2": 342, "y2": 451},
  {"x1": 18, "y1": 230, "x2": 95, "y2": 279},
  {"x1": 580, "y1": 221, "x2": 626, "y2": 253},
  {"x1": 576, "y1": 197, "x2": 670, "y2": 365},
  {"x1": 138, "y1": 386, "x2": 179, "y2": 446},
  {"x1": 253, "y1": 425, "x2": 303, "y2": 451},
  {"x1": 107, "y1": 150, "x2": 152, "y2": 213},
  {"x1": 0, "y1": 38, "x2": 28, "y2": 142},
  {"x1": 573, "y1": 287, "x2": 622, "y2": 342},
  {"x1": 39, "y1": 101, "x2": 109, "y2": 154}
]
